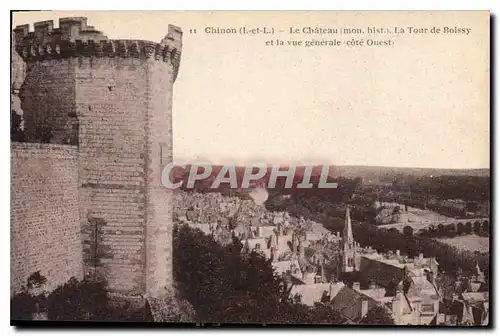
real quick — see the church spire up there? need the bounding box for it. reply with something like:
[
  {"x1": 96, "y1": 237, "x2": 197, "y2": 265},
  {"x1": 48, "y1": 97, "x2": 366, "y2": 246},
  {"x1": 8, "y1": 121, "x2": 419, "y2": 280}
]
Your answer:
[
  {"x1": 475, "y1": 262, "x2": 485, "y2": 283},
  {"x1": 343, "y1": 206, "x2": 353, "y2": 246},
  {"x1": 341, "y1": 206, "x2": 356, "y2": 273}
]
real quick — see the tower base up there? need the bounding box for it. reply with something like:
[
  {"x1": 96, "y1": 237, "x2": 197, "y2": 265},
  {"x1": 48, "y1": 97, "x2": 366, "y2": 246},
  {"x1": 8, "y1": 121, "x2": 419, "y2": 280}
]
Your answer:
[{"x1": 145, "y1": 288, "x2": 195, "y2": 322}]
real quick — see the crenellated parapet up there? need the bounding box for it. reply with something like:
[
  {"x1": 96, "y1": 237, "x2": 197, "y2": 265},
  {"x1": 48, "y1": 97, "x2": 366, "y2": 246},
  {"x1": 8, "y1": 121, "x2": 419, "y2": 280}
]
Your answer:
[
  {"x1": 13, "y1": 17, "x2": 183, "y2": 81},
  {"x1": 14, "y1": 17, "x2": 108, "y2": 46}
]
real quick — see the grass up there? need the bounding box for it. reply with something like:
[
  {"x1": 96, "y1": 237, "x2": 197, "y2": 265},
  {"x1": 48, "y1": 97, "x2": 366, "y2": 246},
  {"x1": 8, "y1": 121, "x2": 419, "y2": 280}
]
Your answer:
[{"x1": 436, "y1": 234, "x2": 489, "y2": 253}]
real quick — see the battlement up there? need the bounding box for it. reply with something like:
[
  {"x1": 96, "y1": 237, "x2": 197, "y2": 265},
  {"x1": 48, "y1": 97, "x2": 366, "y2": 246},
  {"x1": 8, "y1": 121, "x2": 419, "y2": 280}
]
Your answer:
[
  {"x1": 13, "y1": 17, "x2": 182, "y2": 78},
  {"x1": 14, "y1": 17, "x2": 108, "y2": 46}
]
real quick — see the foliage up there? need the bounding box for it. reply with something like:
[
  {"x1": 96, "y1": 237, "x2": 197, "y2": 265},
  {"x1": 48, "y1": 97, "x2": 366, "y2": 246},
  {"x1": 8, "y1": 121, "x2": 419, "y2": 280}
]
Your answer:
[
  {"x1": 409, "y1": 175, "x2": 490, "y2": 202},
  {"x1": 11, "y1": 271, "x2": 48, "y2": 320},
  {"x1": 145, "y1": 289, "x2": 196, "y2": 323},
  {"x1": 26, "y1": 271, "x2": 47, "y2": 289},
  {"x1": 11, "y1": 273, "x2": 109, "y2": 321},
  {"x1": 403, "y1": 226, "x2": 414, "y2": 238},
  {"x1": 173, "y1": 223, "x2": 347, "y2": 324},
  {"x1": 268, "y1": 185, "x2": 489, "y2": 279},
  {"x1": 360, "y1": 305, "x2": 395, "y2": 325},
  {"x1": 173, "y1": 223, "x2": 282, "y2": 322},
  {"x1": 351, "y1": 221, "x2": 489, "y2": 280},
  {"x1": 46, "y1": 276, "x2": 108, "y2": 321},
  {"x1": 274, "y1": 302, "x2": 347, "y2": 324},
  {"x1": 86, "y1": 217, "x2": 110, "y2": 277},
  {"x1": 11, "y1": 291, "x2": 37, "y2": 320},
  {"x1": 418, "y1": 221, "x2": 489, "y2": 239}
]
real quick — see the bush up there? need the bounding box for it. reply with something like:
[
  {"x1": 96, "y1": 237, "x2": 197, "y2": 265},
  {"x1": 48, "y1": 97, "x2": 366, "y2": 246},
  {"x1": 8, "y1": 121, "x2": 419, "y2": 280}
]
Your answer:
[
  {"x1": 11, "y1": 273, "x2": 109, "y2": 321},
  {"x1": 11, "y1": 271, "x2": 48, "y2": 320},
  {"x1": 360, "y1": 305, "x2": 395, "y2": 325},
  {"x1": 47, "y1": 276, "x2": 108, "y2": 321},
  {"x1": 173, "y1": 223, "x2": 347, "y2": 324},
  {"x1": 11, "y1": 291, "x2": 37, "y2": 320}
]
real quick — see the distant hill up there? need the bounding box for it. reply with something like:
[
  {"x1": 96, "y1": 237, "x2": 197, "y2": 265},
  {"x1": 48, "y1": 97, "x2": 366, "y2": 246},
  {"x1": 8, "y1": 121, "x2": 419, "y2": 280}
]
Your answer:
[
  {"x1": 168, "y1": 164, "x2": 358, "y2": 197},
  {"x1": 166, "y1": 163, "x2": 489, "y2": 202},
  {"x1": 327, "y1": 165, "x2": 490, "y2": 184},
  {"x1": 170, "y1": 164, "x2": 489, "y2": 184}
]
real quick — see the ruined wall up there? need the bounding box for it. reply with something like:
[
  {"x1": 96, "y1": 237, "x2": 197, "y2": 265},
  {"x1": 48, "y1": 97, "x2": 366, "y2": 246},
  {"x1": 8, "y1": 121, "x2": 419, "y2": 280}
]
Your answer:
[
  {"x1": 13, "y1": 17, "x2": 182, "y2": 297},
  {"x1": 11, "y1": 143, "x2": 83, "y2": 294}
]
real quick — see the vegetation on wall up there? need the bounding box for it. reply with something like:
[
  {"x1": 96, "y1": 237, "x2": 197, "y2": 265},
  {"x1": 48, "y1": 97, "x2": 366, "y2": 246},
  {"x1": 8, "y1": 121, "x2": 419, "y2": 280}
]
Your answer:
[{"x1": 83, "y1": 217, "x2": 112, "y2": 280}]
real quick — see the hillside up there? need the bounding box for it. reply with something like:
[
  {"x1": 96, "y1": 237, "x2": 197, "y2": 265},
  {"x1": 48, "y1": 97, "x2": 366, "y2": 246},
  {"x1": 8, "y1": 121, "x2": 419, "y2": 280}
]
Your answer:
[{"x1": 329, "y1": 165, "x2": 490, "y2": 183}]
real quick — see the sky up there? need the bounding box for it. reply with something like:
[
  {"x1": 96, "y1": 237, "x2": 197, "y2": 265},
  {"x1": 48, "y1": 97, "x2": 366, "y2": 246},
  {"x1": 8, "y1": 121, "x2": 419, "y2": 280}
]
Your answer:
[{"x1": 12, "y1": 11, "x2": 490, "y2": 169}]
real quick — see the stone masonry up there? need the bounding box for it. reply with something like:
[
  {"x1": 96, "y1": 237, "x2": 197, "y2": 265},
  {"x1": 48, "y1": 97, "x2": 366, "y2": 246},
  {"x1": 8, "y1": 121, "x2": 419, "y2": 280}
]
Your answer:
[
  {"x1": 12, "y1": 17, "x2": 182, "y2": 299},
  {"x1": 11, "y1": 143, "x2": 83, "y2": 295}
]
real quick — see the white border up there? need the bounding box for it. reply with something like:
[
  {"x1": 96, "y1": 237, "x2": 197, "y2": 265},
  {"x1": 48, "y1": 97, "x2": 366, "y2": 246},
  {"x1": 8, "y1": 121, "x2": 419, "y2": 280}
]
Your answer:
[{"x1": 2, "y1": 1, "x2": 498, "y2": 335}]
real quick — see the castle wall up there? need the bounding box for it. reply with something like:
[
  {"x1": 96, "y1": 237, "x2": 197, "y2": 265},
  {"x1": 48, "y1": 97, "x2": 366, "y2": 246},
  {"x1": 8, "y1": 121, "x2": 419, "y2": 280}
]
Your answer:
[
  {"x1": 13, "y1": 17, "x2": 182, "y2": 298},
  {"x1": 74, "y1": 55, "x2": 177, "y2": 296},
  {"x1": 76, "y1": 57, "x2": 150, "y2": 294},
  {"x1": 20, "y1": 60, "x2": 77, "y2": 144},
  {"x1": 11, "y1": 143, "x2": 83, "y2": 294},
  {"x1": 144, "y1": 59, "x2": 175, "y2": 297},
  {"x1": 11, "y1": 32, "x2": 25, "y2": 92}
]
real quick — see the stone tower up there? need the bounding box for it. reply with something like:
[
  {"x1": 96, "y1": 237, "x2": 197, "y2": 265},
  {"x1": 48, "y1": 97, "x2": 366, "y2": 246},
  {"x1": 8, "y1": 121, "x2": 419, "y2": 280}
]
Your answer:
[
  {"x1": 342, "y1": 206, "x2": 356, "y2": 273},
  {"x1": 13, "y1": 17, "x2": 182, "y2": 298}
]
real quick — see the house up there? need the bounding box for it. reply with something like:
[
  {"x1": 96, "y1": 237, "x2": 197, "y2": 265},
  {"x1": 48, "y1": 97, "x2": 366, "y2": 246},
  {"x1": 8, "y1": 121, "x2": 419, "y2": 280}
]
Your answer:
[
  {"x1": 330, "y1": 284, "x2": 383, "y2": 323},
  {"x1": 290, "y1": 282, "x2": 345, "y2": 306},
  {"x1": 439, "y1": 292, "x2": 489, "y2": 326},
  {"x1": 272, "y1": 259, "x2": 303, "y2": 281},
  {"x1": 438, "y1": 263, "x2": 489, "y2": 326},
  {"x1": 241, "y1": 237, "x2": 271, "y2": 259},
  {"x1": 187, "y1": 223, "x2": 213, "y2": 235},
  {"x1": 339, "y1": 207, "x2": 441, "y2": 325}
]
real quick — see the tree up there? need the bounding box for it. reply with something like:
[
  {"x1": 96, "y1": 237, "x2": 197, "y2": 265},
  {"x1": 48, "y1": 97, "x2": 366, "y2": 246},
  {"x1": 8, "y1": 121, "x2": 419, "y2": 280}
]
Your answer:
[
  {"x1": 173, "y1": 223, "x2": 283, "y2": 322},
  {"x1": 360, "y1": 305, "x2": 395, "y2": 325},
  {"x1": 403, "y1": 225, "x2": 414, "y2": 238},
  {"x1": 46, "y1": 277, "x2": 108, "y2": 321},
  {"x1": 173, "y1": 223, "x2": 347, "y2": 324},
  {"x1": 273, "y1": 302, "x2": 347, "y2": 324},
  {"x1": 11, "y1": 273, "x2": 112, "y2": 321},
  {"x1": 11, "y1": 271, "x2": 48, "y2": 320}
]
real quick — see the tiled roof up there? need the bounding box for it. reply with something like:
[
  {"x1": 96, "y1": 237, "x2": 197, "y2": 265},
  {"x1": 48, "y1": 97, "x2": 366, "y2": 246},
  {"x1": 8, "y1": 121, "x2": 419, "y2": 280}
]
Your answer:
[
  {"x1": 359, "y1": 287, "x2": 386, "y2": 300},
  {"x1": 277, "y1": 235, "x2": 293, "y2": 253},
  {"x1": 330, "y1": 286, "x2": 378, "y2": 322},
  {"x1": 406, "y1": 276, "x2": 439, "y2": 298},
  {"x1": 311, "y1": 223, "x2": 330, "y2": 234},
  {"x1": 259, "y1": 225, "x2": 276, "y2": 237},
  {"x1": 419, "y1": 314, "x2": 438, "y2": 325},
  {"x1": 290, "y1": 282, "x2": 344, "y2": 306},
  {"x1": 462, "y1": 292, "x2": 488, "y2": 303},
  {"x1": 360, "y1": 255, "x2": 405, "y2": 288},
  {"x1": 297, "y1": 256, "x2": 313, "y2": 273},
  {"x1": 272, "y1": 261, "x2": 291, "y2": 275},
  {"x1": 242, "y1": 237, "x2": 267, "y2": 250}
]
